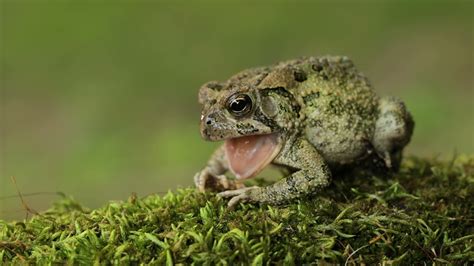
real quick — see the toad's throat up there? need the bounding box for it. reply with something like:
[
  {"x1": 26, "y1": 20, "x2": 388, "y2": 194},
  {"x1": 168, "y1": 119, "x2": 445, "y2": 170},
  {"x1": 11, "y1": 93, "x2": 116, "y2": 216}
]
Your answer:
[{"x1": 225, "y1": 133, "x2": 281, "y2": 180}]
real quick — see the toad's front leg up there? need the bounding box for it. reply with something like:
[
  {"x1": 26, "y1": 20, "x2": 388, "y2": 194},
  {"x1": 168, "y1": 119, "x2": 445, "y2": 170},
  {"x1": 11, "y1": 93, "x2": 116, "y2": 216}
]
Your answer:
[
  {"x1": 194, "y1": 144, "x2": 244, "y2": 192},
  {"x1": 218, "y1": 138, "x2": 332, "y2": 207}
]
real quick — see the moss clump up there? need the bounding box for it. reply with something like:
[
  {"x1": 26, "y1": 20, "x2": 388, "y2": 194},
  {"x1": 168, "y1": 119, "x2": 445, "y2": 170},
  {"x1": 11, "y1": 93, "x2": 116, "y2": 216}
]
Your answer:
[{"x1": 1, "y1": 156, "x2": 473, "y2": 264}]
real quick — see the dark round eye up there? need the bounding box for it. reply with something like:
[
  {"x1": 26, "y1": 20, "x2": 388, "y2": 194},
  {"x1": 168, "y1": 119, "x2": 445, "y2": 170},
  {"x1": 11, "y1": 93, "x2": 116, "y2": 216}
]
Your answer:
[{"x1": 227, "y1": 94, "x2": 252, "y2": 116}]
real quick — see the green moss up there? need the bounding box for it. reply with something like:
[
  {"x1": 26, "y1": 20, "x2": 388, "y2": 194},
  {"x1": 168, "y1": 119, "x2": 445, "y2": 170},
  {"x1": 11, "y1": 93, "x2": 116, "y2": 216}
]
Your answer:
[{"x1": 1, "y1": 156, "x2": 473, "y2": 264}]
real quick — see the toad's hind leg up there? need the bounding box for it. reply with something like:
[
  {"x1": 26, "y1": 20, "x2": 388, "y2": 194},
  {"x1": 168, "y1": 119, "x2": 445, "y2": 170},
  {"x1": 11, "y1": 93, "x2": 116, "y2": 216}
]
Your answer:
[{"x1": 372, "y1": 97, "x2": 414, "y2": 170}]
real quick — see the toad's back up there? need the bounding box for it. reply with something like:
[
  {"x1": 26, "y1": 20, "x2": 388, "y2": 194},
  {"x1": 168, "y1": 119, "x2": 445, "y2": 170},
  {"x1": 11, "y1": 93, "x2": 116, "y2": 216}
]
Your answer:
[{"x1": 276, "y1": 56, "x2": 380, "y2": 166}]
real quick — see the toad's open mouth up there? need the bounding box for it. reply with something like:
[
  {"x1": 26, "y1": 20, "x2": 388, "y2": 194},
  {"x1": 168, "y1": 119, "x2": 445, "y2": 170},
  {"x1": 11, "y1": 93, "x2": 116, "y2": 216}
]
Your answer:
[{"x1": 224, "y1": 133, "x2": 282, "y2": 180}]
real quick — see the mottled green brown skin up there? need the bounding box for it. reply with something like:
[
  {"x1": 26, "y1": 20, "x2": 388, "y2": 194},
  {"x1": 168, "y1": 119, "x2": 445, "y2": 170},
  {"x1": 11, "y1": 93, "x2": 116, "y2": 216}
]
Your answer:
[{"x1": 195, "y1": 56, "x2": 414, "y2": 207}]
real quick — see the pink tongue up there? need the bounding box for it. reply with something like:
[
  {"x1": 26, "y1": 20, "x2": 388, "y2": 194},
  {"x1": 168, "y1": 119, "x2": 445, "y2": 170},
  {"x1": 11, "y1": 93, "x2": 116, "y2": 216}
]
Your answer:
[{"x1": 225, "y1": 133, "x2": 280, "y2": 180}]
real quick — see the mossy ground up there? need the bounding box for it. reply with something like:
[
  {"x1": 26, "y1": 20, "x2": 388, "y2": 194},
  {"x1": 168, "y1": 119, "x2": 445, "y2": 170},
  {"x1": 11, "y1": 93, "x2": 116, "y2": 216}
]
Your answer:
[{"x1": 1, "y1": 156, "x2": 473, "y2": 264}]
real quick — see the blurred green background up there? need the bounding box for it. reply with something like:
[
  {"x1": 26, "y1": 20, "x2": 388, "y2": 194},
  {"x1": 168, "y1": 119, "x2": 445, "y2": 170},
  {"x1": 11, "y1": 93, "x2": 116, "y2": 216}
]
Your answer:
[{"x1": 1, "y1": 1, "x2": 472, "y2": 220}]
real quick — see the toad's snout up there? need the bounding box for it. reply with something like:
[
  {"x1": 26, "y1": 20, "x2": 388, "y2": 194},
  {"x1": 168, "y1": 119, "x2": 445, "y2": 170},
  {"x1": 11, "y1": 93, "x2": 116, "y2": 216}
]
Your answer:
[{"x1": 200, "y1": 112, "x2": 228, "y2": 141}]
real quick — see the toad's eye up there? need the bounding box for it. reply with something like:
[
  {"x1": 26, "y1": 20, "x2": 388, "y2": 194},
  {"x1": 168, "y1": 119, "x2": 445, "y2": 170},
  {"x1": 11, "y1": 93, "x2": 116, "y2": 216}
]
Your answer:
[{"x1": 227, "y1": 94, "x2": 252, "y2": 117}]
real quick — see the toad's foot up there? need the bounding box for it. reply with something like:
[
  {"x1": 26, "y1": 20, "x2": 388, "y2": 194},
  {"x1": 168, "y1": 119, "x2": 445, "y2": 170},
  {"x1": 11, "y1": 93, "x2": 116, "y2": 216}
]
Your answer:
[
  {"x1": 217, "y1": 186, "x2": 260, "y2": 208},
  {"x1": 194, "y1": 168, "x2": 244, "y2": 192}
]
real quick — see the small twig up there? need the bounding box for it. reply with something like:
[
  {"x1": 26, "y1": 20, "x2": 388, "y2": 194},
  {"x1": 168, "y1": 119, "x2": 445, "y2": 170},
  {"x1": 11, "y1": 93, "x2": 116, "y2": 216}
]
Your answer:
[
  {"x1": 345, "y1": 244, "x2": 369, "y2": 266},
  {"x1": 0, "y1": 241, "x2": 27, "y2": 262},
  {"x1": 10, "y1": 176, "x2": 39, "y2": 219},
  {"x1": 0, "y1": 191, "x2": 62, "y2": 200}
]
